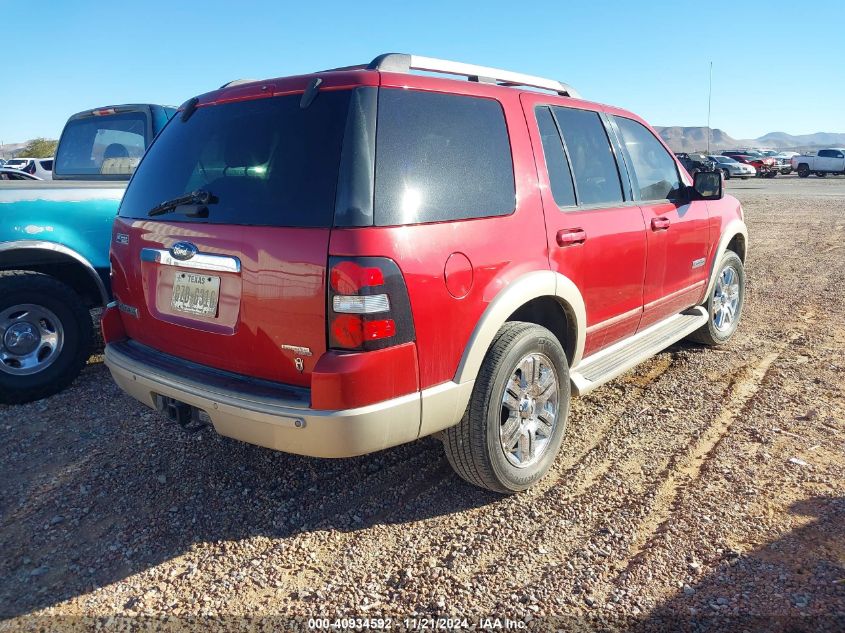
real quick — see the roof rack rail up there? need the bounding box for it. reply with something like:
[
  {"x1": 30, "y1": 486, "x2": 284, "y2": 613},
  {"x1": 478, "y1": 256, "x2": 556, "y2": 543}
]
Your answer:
[
  {"x1": 219, "y1": 79, "x2": 259, "y2": 89},
  {"x1": 367, "y1": 53, "x2": 581, "y2": 99}
]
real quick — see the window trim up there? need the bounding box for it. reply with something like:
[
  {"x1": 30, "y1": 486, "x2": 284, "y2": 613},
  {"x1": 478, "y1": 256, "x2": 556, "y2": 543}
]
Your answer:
[
  {"x1": 611, "y1": 114, "x2": 687, "y2": 205},
  {"x1": 533, "y1": 105, "x2": 578, "y2": 211},
  {"x1": 534, "y1": 104, "x2": 630, "y2": 212}
]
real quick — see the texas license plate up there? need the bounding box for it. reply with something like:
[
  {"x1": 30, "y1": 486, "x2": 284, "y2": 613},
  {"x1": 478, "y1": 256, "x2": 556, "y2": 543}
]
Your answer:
[{"x1": 171, "y1": 272, "x2": 220, "y2": 317}]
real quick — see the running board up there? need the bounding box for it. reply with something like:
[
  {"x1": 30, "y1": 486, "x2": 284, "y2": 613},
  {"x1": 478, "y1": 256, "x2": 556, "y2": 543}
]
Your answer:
[{"x1": 570, "y1": 307, "x2": 708, "y2": 396}]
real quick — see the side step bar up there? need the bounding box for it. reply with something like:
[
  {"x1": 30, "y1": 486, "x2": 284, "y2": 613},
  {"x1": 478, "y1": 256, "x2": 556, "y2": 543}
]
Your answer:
[{"x1": 570, "y1": 307, "x2": 708, "y2": 396}]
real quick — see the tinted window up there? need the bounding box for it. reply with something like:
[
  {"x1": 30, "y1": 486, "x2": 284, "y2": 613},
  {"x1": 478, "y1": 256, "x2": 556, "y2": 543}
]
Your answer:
[
  {"x1": 818, "y1": 150, "x2": 832, "y2": 158},
  {"x1": 535, "y1": 107, "x2": 576, "y2": 207},
  {"x1": 56, "y1": 112, "x2": 148, "y2": 177},
  {"x1": 551, "y1": 107, "x2": 623, "y2": 206},
  {"x1": 120, "y1": 91, "x2": 352, "y2": 227},
  {"x1": 40, "y1": 159, "x2": 53, "y2": 170},
  {"x1": 614, "y1": 116, "x2": 682, "y2": 201},
  {"x1": 374, "y1": 89, "x2": 514, "y2": 225}
]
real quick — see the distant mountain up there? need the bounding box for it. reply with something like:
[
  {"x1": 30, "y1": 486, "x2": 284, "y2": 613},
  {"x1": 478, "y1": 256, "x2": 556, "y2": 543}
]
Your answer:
[
  {"x1": 655, "y1": 127, "x2": 738, "y2": 153},
  {"x1": 755, "y1": 131, "x2": 845, "y2": 148},
  {"x1": 654, "y1": 127, "x2": 845, "y2": 153}
]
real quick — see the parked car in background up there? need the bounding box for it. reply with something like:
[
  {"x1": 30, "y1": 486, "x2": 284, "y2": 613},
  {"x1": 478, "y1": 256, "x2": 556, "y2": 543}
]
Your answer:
[
  {"x1": 2, "y1": 157, "x2": 54, "y2": 180},
  {"x1": 722, "y1": 150, "x2": 778, "y2": 178},
  {"x1": 102, "y1": 53, "x2": 748, "y2": 494},
  {"x1": 709, "y1": 155, "x2": 755, "y2": 180},
  {"x1": 0, "y1": 159, "x2": 6, "y2": 167},
  {"x1": 791, "y1": 149, "x2": 845, "y2": 178},
  {"x1": 0, "y1": 103, "x2": 175, "y2": 404},
  {"x1": 674, "y1": 152, "x2": 715, "y2": 177},
  {"x1": 0, "y1": 168, "x2": 42, "y2": 181}
]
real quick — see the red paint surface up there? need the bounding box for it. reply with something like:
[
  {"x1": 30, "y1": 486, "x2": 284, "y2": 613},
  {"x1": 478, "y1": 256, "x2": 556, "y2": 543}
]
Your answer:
[{"x1": 310, "y1": 342, "x2": 419, "y2": 409}]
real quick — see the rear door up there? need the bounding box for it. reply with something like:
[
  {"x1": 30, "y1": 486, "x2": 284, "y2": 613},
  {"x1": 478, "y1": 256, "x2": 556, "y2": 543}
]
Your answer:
[
  {"x1": 522, "y1": 95, "x2": 647, "y2": 357},
  {"x1": 112, "y1": 88, "x2": 356, "y2": 387},
  {"x1": 609, "y1": 114, "x2": 710, "y2": 329}
]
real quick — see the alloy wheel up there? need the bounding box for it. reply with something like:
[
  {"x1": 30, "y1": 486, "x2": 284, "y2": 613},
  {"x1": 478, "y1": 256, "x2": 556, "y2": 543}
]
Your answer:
[
  {"x1": 499, "y1": 352, "x2": 559, "y2": 468},
  {"x1": 712, "y1": 266, "x2": 740, "y2": 332}
]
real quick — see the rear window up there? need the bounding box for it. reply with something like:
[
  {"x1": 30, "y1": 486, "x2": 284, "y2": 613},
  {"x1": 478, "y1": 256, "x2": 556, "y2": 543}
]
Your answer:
[
  {"x1": 119, "y1": 91, "x2": 352, "y2": 227},
  {"x1": 373, "y1": 89, "x2": 515, "y2": 225},
  {"x1": 55, "y1": 112, "x2": 148, "y2": 177}
]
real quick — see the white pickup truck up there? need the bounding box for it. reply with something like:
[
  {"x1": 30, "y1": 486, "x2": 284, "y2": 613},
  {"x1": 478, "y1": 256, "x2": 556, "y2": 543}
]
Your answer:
[{"x1": 791, "y1": 148, "x2": 845, "y2": 178}]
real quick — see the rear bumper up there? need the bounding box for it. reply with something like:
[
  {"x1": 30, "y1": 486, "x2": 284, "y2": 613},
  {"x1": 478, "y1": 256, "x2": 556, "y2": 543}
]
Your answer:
[{"x1": 104, "y1": 341, "x2": 423, "y2": 458}]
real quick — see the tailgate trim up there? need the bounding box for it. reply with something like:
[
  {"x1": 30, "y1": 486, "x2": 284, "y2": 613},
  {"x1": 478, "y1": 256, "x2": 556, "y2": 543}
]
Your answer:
[{"x1": 141, "y1": 247, "x2": 241, "y2": 273}]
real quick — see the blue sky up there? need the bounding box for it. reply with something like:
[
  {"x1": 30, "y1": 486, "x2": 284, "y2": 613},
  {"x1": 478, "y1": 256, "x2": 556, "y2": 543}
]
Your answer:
[{"x1": 2, "y1": 1, "x2": 843, "y2": 142}]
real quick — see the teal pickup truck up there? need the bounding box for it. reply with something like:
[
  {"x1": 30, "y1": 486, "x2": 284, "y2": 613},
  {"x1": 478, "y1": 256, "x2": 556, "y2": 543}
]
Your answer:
[{"x1": 0, "y1": 104, "x2": 175, "y2": 404}]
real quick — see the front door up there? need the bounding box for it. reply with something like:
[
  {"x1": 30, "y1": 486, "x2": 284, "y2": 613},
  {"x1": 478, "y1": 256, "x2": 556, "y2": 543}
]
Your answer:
[
  {"x1": 608, "y1": 114, "x2": 711, "y2": 329},
  {"x1": 522, "y1": 96, "x2": 647, "y2": 358}
]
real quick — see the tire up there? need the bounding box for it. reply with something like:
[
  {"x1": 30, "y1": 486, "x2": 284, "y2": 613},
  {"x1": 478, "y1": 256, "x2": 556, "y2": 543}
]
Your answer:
[
  {"x1": 816, "y1": 172, "x2": 826, "y2": 178},
  {"x1": 722, "y1": 169, "x2": 731, "y2": 180},
  {"x1": 688, "y1": 251, "x2": 745, "y2": 346},
  {"x1": 442, "y1": 322, "x2": 570, "y2": 493},
  {"x1": 797, "y1": 164, "x2": 810, "y2": 178},
  {"x1": 0, "y1": 271, "x2": 93, "y2": 404}
]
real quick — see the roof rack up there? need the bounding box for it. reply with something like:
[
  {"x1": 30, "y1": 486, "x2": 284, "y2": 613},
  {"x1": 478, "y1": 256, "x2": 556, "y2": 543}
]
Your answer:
[
  {"x1": 367, "y1": 53, "x2": 581, "y2": 99},
  {"x1": 219, "y1": 79, "x2": 259, "y2": 89}
]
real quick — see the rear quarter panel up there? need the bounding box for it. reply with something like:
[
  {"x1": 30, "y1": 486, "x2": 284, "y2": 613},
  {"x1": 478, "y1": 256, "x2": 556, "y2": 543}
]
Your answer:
[{"x1": 331, "y1": 75, "x2": 549, "y2": 390}]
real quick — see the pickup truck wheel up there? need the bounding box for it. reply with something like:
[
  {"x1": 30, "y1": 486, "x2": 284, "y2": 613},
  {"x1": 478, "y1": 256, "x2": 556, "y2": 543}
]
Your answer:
[
  {"x1": 442, "y1": 322, "x2": 570, "y2": 494},
  {"x1": 0, "y1": 272, "x2": 93, "y2": 404},
  {"x1": 797, "y1": 164, "x2": 810, "y2": 178},
  {"x1": 816, "y1": 172, "x2": 826, "y2": 178},
  {"x1": 688, "y1": 251, "x2": 745, "y2": 346}
]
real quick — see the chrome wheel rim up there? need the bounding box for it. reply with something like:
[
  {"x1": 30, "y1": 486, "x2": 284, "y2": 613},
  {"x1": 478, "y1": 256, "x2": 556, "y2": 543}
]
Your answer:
[
  {"x1": 0, "y1": 304, "x2": 64, "y2": 376},
  {"x1": 500, "y1": 352, "x2": 559, "y2": 468},
  {"x1": 712, "y1": 265, "x2": 740, "y2": 332}
]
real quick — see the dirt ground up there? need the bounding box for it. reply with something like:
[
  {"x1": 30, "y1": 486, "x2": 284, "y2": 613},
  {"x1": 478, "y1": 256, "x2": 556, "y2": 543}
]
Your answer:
[{"x1": 1, "y1": 175, "x2": 843, "y2": 632}]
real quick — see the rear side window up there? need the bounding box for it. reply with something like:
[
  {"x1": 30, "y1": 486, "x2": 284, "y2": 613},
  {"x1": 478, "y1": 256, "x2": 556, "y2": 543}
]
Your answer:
[
  {"x1": 39, "y1": 159, "x2": 53, "y2": 171},
  {"x1": 374, "y1": 89, "x2": 514, "y2": 225},
  {"x1": 551, "y1": 107, "x2": 623, "y2": 206},
  {"x1": 535, "y1": 106, "x2": 576, "y2": 208},
  {"x1": 818, "y1": 150, "x2": 831, "y2": 158},
  {"x1": 55, "y1": 112, "x2": 148, "y2": 177},
  {"x1": 119, "y1": 91, "x2": 352, "y2": 227},
  {"x1": 613, "y1": 116, "x2": 682, "y2": 201}
]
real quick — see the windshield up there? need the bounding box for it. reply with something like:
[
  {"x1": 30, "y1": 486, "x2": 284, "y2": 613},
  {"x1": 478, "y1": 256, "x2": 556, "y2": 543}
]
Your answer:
[
  {"x1": 4, "y1": 159, "x2": 26, "y2": 168},
  {"x1": 119, "y1": 91, "x2": 353, "y2": 227},
  {"x1": 55, "y1": 112, "x2": 148, "y2": 178}
]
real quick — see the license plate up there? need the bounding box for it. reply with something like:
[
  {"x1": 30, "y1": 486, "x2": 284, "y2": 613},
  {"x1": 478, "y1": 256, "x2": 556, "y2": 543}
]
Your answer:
[{"x1": 171, "y1": 271, "x2": 220, "y2": 317}]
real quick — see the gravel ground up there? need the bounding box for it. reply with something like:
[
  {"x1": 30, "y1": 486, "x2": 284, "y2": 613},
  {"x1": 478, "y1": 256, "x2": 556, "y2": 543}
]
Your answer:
[{"x1": 1, "y1": 175, "x2": 843, "y2": 632}]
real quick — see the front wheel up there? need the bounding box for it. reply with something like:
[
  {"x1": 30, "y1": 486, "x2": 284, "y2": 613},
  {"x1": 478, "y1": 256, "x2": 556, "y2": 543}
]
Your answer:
[
  {"x1": 688, "y1": 251, "x2": 745, "y2": 346},
  {"x1": 722, "y1": 168, "x2": 731, "y2": 180},
  {"x1": 0, "y1": 271, "x2": 93, "y2": 404},
  {"x1": 442, "y1": 322, "x2": 570, "y2": 493}
]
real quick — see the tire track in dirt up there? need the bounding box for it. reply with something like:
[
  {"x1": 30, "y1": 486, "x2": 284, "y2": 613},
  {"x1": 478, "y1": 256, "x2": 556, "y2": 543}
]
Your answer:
[{"x1": 595, "y1": 310, "x2": 817, "y2": 593}]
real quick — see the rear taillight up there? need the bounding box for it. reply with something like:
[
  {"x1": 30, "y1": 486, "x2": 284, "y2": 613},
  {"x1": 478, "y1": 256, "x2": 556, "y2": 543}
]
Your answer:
[{"x1": 327, "y1": 256, "x2": 415, "y2": 351}]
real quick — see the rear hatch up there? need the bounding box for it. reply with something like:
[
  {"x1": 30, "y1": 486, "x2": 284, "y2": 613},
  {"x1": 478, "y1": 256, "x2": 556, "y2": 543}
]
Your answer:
[{"x1": 112, "y1": 77, "x2": 369, "y2": 387}]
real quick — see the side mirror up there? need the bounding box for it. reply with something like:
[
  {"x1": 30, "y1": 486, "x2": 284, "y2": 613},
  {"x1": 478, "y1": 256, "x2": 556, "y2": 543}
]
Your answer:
[{"x1": 693, "y1": 170, "x2": 723, "y2": 200}]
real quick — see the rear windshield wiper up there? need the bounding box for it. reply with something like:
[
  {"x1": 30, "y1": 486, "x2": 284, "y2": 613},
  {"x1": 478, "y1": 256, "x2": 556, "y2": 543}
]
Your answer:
[{"x1": 148, "y1": 190, "x2": 215, "y2": 217}]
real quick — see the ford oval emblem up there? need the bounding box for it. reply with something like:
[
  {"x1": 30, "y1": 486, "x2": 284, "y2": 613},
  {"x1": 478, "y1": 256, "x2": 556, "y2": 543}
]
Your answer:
[{"x1": 170, "y1": 241, "x2": 197, "y2": 261}]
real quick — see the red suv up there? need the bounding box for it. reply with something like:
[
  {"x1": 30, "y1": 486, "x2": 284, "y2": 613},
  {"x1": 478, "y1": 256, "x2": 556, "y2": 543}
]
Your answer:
[{"x1": 103, "y1": 54, "x2": 748, "y2": 493}]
